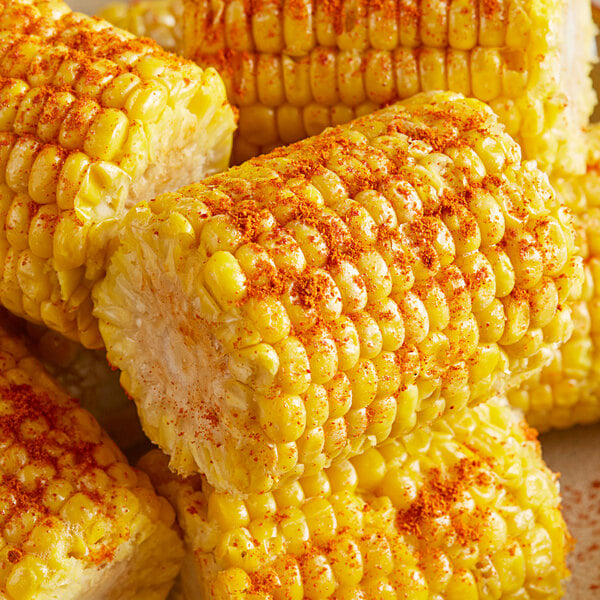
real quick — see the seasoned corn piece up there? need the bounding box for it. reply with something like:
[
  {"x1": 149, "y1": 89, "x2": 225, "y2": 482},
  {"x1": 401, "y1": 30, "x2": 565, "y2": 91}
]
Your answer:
[
  {"x1": 0, "y1": 0, "x2": 235, "y2": 348},
  {"x1": 99, "y1": 0, "x2": 183, "y2": 53},
  {"x1": 509, "y1": 123, "x2": 600, "y2": 431},
  {"x1": 173, "y1": 0, "x2": 595, "y2": 169},
  {"x1": 0, "y1": 317, "x2": 184, "y2": 599},
  {"x1": 141, "y1": 399, "x2": 570, "y2": 600},
  {"x1": 95, "y1": 92, "x2": 581, "y2": 494}
]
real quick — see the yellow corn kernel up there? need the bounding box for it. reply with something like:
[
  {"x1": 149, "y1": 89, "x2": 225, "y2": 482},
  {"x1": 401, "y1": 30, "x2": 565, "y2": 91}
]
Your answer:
[
  {"x1": 258, "y1": 391, "x2": 306, "y2": 444},
  {"x1": 0, "y1": 80, "x2": 29, "y2": 132}
]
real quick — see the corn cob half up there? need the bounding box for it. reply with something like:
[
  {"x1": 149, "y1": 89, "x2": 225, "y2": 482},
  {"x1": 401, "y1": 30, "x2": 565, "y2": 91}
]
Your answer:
[
  {"x1": 94, "y1": 92, "x2": 582, "y2": 494},
  {"x1": 0, "y1": 318, "x2": 184, "y2": 599},
  {"x1": 509, "y1": 124, "x2": 600, "y2": 431},
  {"x1": 0, "y1": 0, "x2": 235, "y2": 348},
  {"x1": 98, "y1": 0, "x2": 183, "y2": 54},
  {"x1": 140, "y1": 398, "x2": 570, "y2": 600},
  {"x1": 176, "y1": 0, "x2": 596, "y2": 170}
]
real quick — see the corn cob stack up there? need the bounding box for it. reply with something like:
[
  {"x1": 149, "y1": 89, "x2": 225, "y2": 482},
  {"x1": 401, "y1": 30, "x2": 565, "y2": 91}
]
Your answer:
[
  {"x1": 94, "y1": 91, "x2": 583, "y2": 494},
  {"x1": 98, "y1": 0, "x2": 183, "y2": 53},
  {"x1": 508, "y1": 124, "x2": 600, "y2": 432},
  {"x1": 0, "y1": 0, "x2": 235, "y2": 348},
  {"x1": 173, "y1": 0, "x2": 594, "y2": 169},
  {"x1": 0, "y1": 318, "x2": 184, "y2": 599},
  {"x1": 141, "y1": 398, "x2": 570, "y2": 600}
]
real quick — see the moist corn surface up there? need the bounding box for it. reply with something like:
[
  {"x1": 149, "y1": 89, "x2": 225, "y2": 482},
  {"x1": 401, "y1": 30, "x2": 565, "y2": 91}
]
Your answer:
[
  {"x1": 95, "y1": 91, "x2": 582, "y2": 495},
  {"x1": 141, "y1": 399, "x2": 570, "y2": 600},
  {"x1": 179, "y1": 0, "x2": 595, "y2": 169},
  {"x1": 509, "y1": 124, "x2": 600, "y2": 431},
  {"x1": 0, "y1": 319, "x2": 184, "y2": 599},
  {"x1": 0, "y1": 0, "x2": 235, "y2": 348},
  {"x1": 99, "y1": 0, "x2": 183, "y2": 53}
]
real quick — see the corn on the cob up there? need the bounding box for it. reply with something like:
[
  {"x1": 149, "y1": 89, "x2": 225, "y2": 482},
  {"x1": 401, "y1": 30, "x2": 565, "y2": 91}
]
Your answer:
[
  {"x1": 179, "y1": 0, "x2": 595, "y2": 170},
  {"x1": 0, "y1": 318, "x2": 184, "y2": 599},
  {"x1": 0, "y1": 0, "x2": 235, "y2": 349},
  {"x1": 98, "y1": 0, "x2": 183, "y2": 54},
  {"x1": 141, "y1": 398, "x2": 570, "y2": 600},
  {"x1": 509, "y1": 124, "x2": 600, "y2": 431},
  {"x1": 94, "y1": 91, "x2": 582, "y2": 494}
]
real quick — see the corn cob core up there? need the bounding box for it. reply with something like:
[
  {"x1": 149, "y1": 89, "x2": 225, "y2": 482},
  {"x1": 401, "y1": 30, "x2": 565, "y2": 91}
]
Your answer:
[
  {"x1": 99, "y1": 0, "x2": 184, "y2": 54},
  {"x1": 180, "y1": 0, "x2": 595, "y2": 170},
  {"x1": 0, "y1": 321, "x2": 184, "y2": 600},
  {"x1": 0, "y1": 0, "x2": 235, "y2": 349},
  {"x1": 140, "y1": 399, "x2": 570, "y2": 600},
  {"x1": 509, "y1": 124, "x2": 600, "y2": 431},
  {"x1": 95, "y1": 91, "x2": 582, "y2": 495}
]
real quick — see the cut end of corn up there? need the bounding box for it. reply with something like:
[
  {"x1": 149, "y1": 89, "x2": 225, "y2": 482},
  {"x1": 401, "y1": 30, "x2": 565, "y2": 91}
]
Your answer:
[
  {"x1": 95, "y1": 91, "x2": 581, "y2": 495},
  {"x1": 508, "y1": 123, "x2": 600, "y2": 431},
  {"x1": 140, "y1": 398, "x2": 570, "y2": 600},
  {"x1": 0, "y1": 317, "x2": 184, "y2": 599},
  {"x1": 0, "y1": 0, "x2": 235, "y2": 348}
]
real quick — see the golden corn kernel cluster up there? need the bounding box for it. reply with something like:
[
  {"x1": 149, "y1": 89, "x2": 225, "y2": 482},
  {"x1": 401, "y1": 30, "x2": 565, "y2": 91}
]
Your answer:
[
  {"x1": 508, "y1": 124, "x2": 600, "y2": 431},
  {"x1": 95, "y1": 92, "x2": 582, "y2": 495},
  {"x1": 0, "y1": 322, "x2": 183, "y2": 600},
  {"x1": 142, "y1": 399, "x2": 569, "y2": 600},
  {"x1": 99, "y1": 0, "x2": 183, "y2": 53},
  {"x1": 0, "y1": 0, "x2": 234, "y2": 349},
  {"x1": 177, "y1": 0, "x2": 595, "y2": 168}
]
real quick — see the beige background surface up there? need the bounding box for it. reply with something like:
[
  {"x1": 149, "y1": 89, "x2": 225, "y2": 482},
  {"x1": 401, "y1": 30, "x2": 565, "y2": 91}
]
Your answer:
[
  {"x1": 542, "y1": 425, "x2": 600, "y2": 599},
  {"x1": 69, "y1": 0, "x2": 600, "y2": 595}
]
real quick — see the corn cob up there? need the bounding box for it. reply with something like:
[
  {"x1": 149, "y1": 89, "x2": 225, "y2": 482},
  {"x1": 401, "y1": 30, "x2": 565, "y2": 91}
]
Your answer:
[
  {"x1": 94, "y1": 91, "x2": 582, "y2": 494},
  {"x1": 179, "y1": 0, "x2": 595, "y2": 170},
  {"x1": 0, "y1": 0, "x2": 235, "y2": 349},
  {"x1": 140, "y1": 398, "x2": 570, "y2": 600},
  {"x1": 508, "y1": 124, "x2": 600, "y2": 431},
  {"x1": 0, "y1": 306, "x2": 145, "y2": 453},
  {"x1": 0, "y1": 318, "x2": 184, "y2": 599},
  {"x1": 98, "y1": 0, "x2": 183, "y2": 54}
]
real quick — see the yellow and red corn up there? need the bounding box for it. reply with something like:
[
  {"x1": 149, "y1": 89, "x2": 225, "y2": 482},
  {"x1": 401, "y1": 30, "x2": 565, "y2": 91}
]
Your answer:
[
  {"x1": 0, "y1": 0, "x2": 235, "y2": 348},
  {"x1": 141, "y1": 398, "x2": 570, "y2": 600},
  {"x1": 94, "y1": 92, "x2": 582, "y2": 494},
  {"x1": 509, "y1": 124, "x2": 600, "y2": 431},
  {"x1": 0, "y1": 317, "x2": 184, "y2": 599},
  {"x1": 178, "y1": 0, "x2": 595, "y2": 169}
]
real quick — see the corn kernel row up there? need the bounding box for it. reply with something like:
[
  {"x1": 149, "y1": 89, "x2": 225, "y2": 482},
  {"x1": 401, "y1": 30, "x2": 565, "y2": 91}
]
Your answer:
[
  {"x1": 0, "y1": 0, "x2": 234, "y2": 348},
  {"x1": 141, "y1": 398, "x2": 569, "y2": 600},
  {"x1": 0, "y1": 318, "x2": 183, "y2": 599},
  {"x1": 0, "y1": 307, "x2": 144, "y2": 452},
  {"x1": 99, "y1": 0, "x2": 184, "y2": 53},
  {"x1": 177, "y1": 0, "x2": 595, "y2": 168},
  {"x1": 95, "y1": 92, "x2": 582, "y2": 494},
  {"x1": 509, "y1": 124, "x2": 600, "y2": 431}
]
